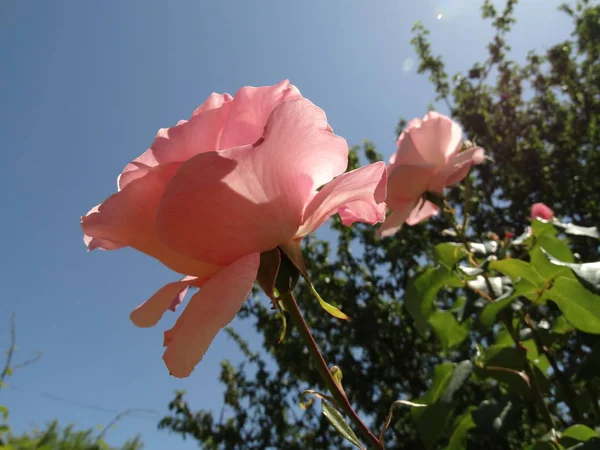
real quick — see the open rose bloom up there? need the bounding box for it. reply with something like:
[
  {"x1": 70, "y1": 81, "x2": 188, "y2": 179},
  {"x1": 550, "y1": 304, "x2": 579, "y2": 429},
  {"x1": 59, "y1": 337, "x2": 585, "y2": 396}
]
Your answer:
[
  {"x1": 81, "y1": 80, "x2": 387, "y2": 378},
  {"x1": 378, "y1": 112, "x2": 485, "y2": 237}
]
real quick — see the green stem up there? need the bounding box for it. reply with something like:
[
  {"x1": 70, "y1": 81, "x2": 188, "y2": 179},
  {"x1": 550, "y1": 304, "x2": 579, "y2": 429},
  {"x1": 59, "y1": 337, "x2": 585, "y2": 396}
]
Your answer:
[{"x1": 281, "y1": 293, "x2": 384, "y2": 450}]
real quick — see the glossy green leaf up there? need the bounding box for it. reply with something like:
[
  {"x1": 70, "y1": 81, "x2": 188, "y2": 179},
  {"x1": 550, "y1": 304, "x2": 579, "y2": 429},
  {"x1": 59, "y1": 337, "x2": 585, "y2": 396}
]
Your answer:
[
  {"x1": 543, "y1": 277, "x2": 600, "y2": 334},
  {"x1": 435, "y1": 243, "x2": 467, "y2": 269},
  {"x1": 552, "y1": 315, "x2": 575, "y2": 335},
  {"x1": 490, "y1": 259, "x2": 544, "y2": 289},
  {"x1": 560, "y1": 424, "x2": 599, "y2": 446},
  {"x1": 521, "y1": 339, "x2": 551, "y2": 373},
  {"x1": 542, "y1": 249, "x2": 600, "y2": 294},
  {"x1": 321, "y1": 402, "x2": 363, "y2": 449},
  {"x1": 0, "y1": 405, "x2": 8, "y2": 421},
  {"x1": 447, "y1": 408, "x2": 476, "y2": 450},
  {"x1": 531, "y1": 219, "x2": 574, "y2": 263},
  {"x1": 405, "y1": 266, "x2": 461, "y2": 337},
  {"x1": 412, "y1": 363, "x2": 454, "y2": 449},
  {"x1": 428, "y1": 311, "x2": 470, "y2": 350},
  {"x1": 530, "y1": 247, "x2": 572, "y2": 279},
  {"x1": 413, "y1": 361, "x2": 473, "y2": 449},
  {"x1": 480, "y1": 293, "x2": 519, "y2": 326}
]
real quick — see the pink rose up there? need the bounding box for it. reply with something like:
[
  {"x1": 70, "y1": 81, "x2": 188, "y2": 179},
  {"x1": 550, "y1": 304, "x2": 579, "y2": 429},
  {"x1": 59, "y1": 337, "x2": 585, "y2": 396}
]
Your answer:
[
  {"x1": 530, "y1": 203, "x2": 554, "y2": 221},
  {"x1": 81, "y1": 80, "x2": 387, "y2": 378},
  {"x1": 378, "y1": 112, "x2": 485, "y2": 237}
]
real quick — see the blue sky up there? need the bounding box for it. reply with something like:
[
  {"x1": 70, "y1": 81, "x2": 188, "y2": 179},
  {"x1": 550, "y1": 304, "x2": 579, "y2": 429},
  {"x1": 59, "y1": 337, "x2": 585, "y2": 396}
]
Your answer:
[{"x1": 0, "y1": 1, "x2": 572, "y2": 448}]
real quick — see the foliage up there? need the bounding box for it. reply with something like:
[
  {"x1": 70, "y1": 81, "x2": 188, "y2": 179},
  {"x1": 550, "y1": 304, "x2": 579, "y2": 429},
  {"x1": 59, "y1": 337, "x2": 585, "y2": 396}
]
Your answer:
[
  {"x1": 159, "y1": 1, "x2": 600, "y2": 448},
  {"x1": 0, "y1": 420, "x2": 143, "y2": 450}
]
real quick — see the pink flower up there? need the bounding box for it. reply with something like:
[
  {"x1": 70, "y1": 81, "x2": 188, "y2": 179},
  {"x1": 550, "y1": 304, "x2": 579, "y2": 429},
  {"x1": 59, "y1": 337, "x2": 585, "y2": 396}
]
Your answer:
[
  {"x1": 81, "y1": 80, "x2": 387, "y2": 378},
  {"x1": 530, "y1": 203, "x2": 554, "y2": 221},
  {"x1": 378, "y1": 112, "x2": 485, "y2": 237}
]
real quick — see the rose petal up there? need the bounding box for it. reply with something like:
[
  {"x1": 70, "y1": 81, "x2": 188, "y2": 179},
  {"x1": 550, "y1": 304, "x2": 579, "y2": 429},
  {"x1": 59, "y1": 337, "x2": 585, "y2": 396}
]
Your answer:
[
  {"x1": 119, "y1": 81, "x2": 303, "y2": 190},
  {"x1": 157, "y1": 98, "x2": 348, "y2": 266},
  {"x1": 82, "y1": 163, "x2": 221, "y2": 278},
  {"x1": 217, "y1": 80, "x2": 302, "y2": 150},
  {"x1": 406, "y1": 199, "x2": 440, "y2": 226},
  {"x1": 385, "y1": 163, "x2": 437, "y2": 210},
  {"x1": 130, "y1": 276, "x2": 203, "y2": 328},
  {"x1": 82, "y1": 207, "x2": 125, "y2": 251},
  {"x1": 429, "y1": 147, "x2": 485, "y2": 193},
  {"x1": 296, "y1": 162, "x2": 387, "y2": 237},
  {"x1": 118, "y1": 103, "x2": 234, "y2": 190},
  {"x1": 377, "y1": 201, "x2": 418, "y2": 238},
  {"x1": 163, "y1": 253, "x2": 260, "y2": 378},
  {"x1": 392, "y1": 112, "x2": 463, "y2": 169},
  {"x1": 192, "y1": 92, "x2": 234, "y2": 116}
]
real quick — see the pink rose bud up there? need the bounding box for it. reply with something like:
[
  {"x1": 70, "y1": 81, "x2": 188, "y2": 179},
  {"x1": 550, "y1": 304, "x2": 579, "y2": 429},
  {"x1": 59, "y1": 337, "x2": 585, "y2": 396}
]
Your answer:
[
  {"x1": 81, "y1": 81, "x2": 387, "y2": 378},
  {"x1": 378, "y1": 112, "x2": 485, "y2": 237},
  {"x1": 531, "y1": 203, "x2": 555, "y2": 221}
]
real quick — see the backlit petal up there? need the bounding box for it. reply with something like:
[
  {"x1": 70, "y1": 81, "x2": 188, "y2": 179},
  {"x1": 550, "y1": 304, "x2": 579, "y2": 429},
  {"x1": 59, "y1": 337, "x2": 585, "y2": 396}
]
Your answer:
[
  {"x1": 392, "y1": 112, "x2": 462, "y2": 169},
  {"x1": 386, "y1": 163, "x2": 437, "y2": 210},
  {"x1": 406, "y1": 199, "x2": 440, "y2": 226},
  {"x1": 429, "y1": 147, "x2": 484, "y2": 193},
  {"x1": 157, "y1": 98, "x2": 348, "y2": 265},
  {"x1": 377, "y1": 201, "x2": 418, "y2": 238},
  {"x1": 81, "y1": 163, "x2": 221, "y2": 278},
  {"x1": 296, "y1": 162, "x2": 387, "y2": 237},
  {"x1": 130, "y1": 276, "x2": 203, "y2": 328},
  {"x1": 163, "y1": 253, "x2": 260, "y2": 378}
]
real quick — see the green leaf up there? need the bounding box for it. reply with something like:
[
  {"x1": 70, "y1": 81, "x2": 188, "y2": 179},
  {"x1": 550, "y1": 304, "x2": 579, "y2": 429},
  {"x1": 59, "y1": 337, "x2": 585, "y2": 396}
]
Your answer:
[
  {"x1": 405, "y1": 266, "x2": 460, "y2": 336},
  {"x1": 531, "y1": 219, "x2": 574, "y2": 263},
  {"x1": 530, "y1": 247, "x2": 572, "y2": 279},
  {"x1": 428, "y1": 311, "x2": 470, "y2": 350},
  {"x1": 447, "y1": 408, "x2": 476, "y2": 450},
  {"x1": 490, "y1": 259, "x2": 544, "y2": 290},
  {"x1": 521, "y1": 339, "x2": 551, "y2": 373},
  {"x1": 552, "y1": 315, "x2": 575, "y2": 334},
  {"x1": 541, "y1": 249, "x2": 600, "y2": 294},
  {"x1": 480, "y1": 293, "x2": 519, "y2": 326},
  {"x1": 412, "y1": 363, "x2": 454, "y2": 449},
  {"x1": 413, "y1": 361, "x2": 473, "y2": 449},
  {"x1": 560, "y1": 424, "x2": 599, "y2": 447},
  {"x1": 402, "y1": 243, "x2": 467, "y2": 338},
  {"x1": 543, "y1": 277, "x2": 600, "y2": 334},
  {"x1": 435, "y1": 243, "x2": 467, "y2": 269},
  {"x1": 321, "y1": 402, "x2": 363, "y2": 449}
]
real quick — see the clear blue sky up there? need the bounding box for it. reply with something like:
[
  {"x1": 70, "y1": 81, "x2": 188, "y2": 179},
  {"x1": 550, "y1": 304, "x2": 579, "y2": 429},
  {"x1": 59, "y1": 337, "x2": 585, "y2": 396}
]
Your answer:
[{"x1": 0, "y1": 1, "x2": 572, "y2": 448}]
